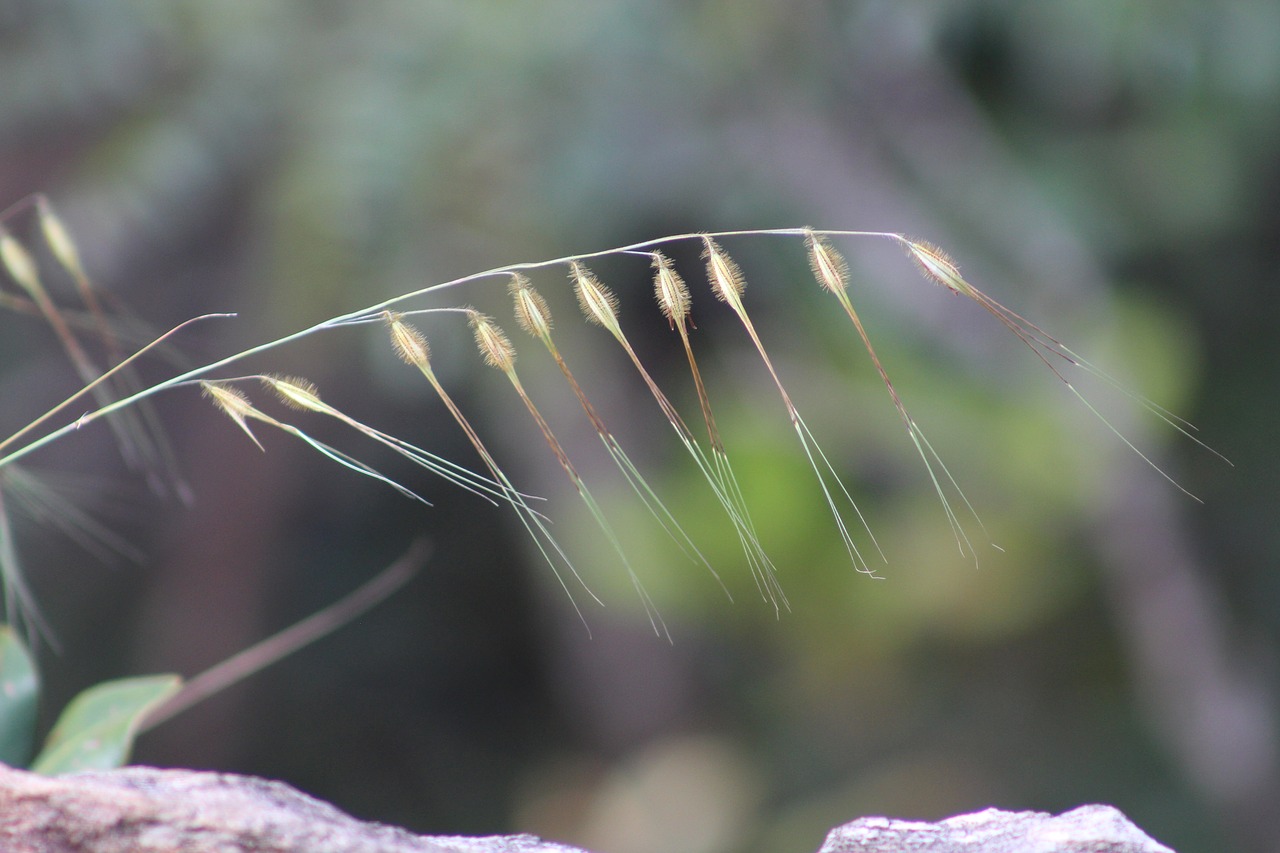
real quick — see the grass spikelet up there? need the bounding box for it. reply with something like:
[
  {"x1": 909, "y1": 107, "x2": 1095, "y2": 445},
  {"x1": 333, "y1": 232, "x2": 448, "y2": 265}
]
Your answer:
[
  {"x1": 700, "y1": 235, "x2": 882, "y2": 577},
  {"x1": 701, "y1": 237, "x2": 746, "y2": 305},
  {"x1": 383, "y1": 310, "x2": 601, "y2": 631},
  {"x1": 256, "y1": 373, "x2": 508, "y2": 506},
  {"x1": 508, "y1": 275, "x2": 724, "y2": 596},
  {"x1": 0, "y1": 227, "x2": 42, "y2": 298},
  {"x1": 202, "y1": 379, "x2": 430, "y2": 506},
  {"x1": 653, "y1": 251, "x2": 784, "y2": 609},
  {"x1": 201, "y1": 381, "x2": 267, "y2": 452},
  {"x1": 652, "y1": 251, "x2": 691, "y2": 328},
  {"x1": 905, "y1": 239, "x2": 969, "y2": 297},
  {"x1": 266, "y1": 375, "x2": 326, "y2": 413},
  {"x1": 807, "y1": 231, "x2": 988, "y2": 564},
  {"x1": 509, "y1": 273, "x2": 553, "y2": 340},
  {"x1": 900, "y1": 235, "x2": 1229, "y2": 499},
  {"x1": 34, "y1": 197, "x2": 87, "y2": 286},
  {"x1": 468, "y1": 311, "x2": 517, "y2": 373},
  {"x1": 570, "y1": 259, "x2": 778, "y2": 606},
  {"x1": 468, "y1": 309, "x2": 669, "y2": 639},
  {"x1": 570, "y1": 261, "x2": 621, "y2": 330}
]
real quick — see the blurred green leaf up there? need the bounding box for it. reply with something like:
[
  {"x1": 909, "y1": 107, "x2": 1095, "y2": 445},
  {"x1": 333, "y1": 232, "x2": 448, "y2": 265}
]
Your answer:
[
  {"x1": 31, "y1": 674, "x2": 181, "y2": 775},
  {"x1": 0, "y1": 625, "x2": 39, "y2": 767}
]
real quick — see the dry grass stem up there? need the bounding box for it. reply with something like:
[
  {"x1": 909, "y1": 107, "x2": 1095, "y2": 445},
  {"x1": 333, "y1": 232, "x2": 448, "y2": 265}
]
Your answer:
[
  {"x1": 468, "y1": 310, "x2": 669, "y2": 640},
  {"x1": 508, "y1": 275, "x2": 724, "y2": 596},
  {"x1": 701, "y1": 236, "x2": 882, "y2": 578},
  {"x1": 383, "y1": 311, "x2": 601, "y2": 631},
  {"x1": 806, "y1": 231, "x2": 990, "y2": 565}
]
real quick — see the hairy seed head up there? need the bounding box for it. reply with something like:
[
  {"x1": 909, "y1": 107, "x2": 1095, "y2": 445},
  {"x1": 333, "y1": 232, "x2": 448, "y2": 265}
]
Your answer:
[
  {"x1": 36, "y1": 198, "x2": 85, "y2": 282},
  {"x1": 907, "y1": 240, "x2": 967, "y2": 296},
  {"x1": 805, "y1": 230, "x2": 849, "y2": 294},
  {"x1": 509, "y1": 274, "x2": 554, "y2": 339},
  {"x1": 652, "y1": 252, "x2": 690, "y2": 327},
  {"x1": 571, "y1": 261, "x2": 619, "y2": 328},
  {"x1": 701, "y1": 237, "x2": 745, "y2": 304},
  {"x1": 384, "y1": 310, "x2": 431, "y2": 368},
  {"x1": 201, "y1": 381, "x2": 256, "y2": 419},
  {"x1": 0, "y1": 228, "x2": 41, "y2": 298},
  {"x1": 265, "y1": 375, "x2": 326, "y2": 413},
  {"x1": 469, "y1": 311, "x2": 516, "y2": 372}
]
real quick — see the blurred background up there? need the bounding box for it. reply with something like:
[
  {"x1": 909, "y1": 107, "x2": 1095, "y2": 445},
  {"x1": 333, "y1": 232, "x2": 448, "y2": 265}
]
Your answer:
[{"x1": 1, "y1": 2, "x2": 1277, "y2": 851}]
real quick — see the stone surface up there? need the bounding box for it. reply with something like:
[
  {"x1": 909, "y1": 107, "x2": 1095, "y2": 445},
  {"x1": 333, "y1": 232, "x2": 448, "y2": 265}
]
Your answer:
[
  {"x1": 0, "y1": 763, "x2": 1176, "y2": 853},
  {"x1": 0, "y1": 763, "x2": 589, "y2": 853},
  {"x1": 819, "y1": 804, "x2": 1175, "y2": 853}
]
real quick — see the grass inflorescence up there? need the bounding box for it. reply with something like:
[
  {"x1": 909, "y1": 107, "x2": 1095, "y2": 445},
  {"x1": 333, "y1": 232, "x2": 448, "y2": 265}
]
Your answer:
[{"x1": 0, "y1": 200, "x2": 1226, "y2": 641}]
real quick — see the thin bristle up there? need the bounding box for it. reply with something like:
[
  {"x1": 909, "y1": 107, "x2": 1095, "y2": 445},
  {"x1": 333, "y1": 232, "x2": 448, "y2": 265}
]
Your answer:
[
  {"x1": 571, "y1": 261, "x2": 620, "y2": 328},
  {"x1": 384, "y1": 311, "x2": 430, "y2": 368},
  {"x1": 701, "y1": 237, "x2": 745, "y2": 304},
  {"x1": 469, "y1": 311, "x2": 516, "y2": 372},
  {"x1": 652, "y1": 252, "x2": 690, "y2": 327},
  {"x1": 906, "y1": 239, "x2": 966, "y2": 295},
  {"x1": 265, "y1": 375, "x2": 325, "y2": 413},
  {"x1": 509, "y1": 274, "x2": 554, "y2": 339},
  {"x1": 805, "y1": 230, "x2": 849, "y2": 294}
]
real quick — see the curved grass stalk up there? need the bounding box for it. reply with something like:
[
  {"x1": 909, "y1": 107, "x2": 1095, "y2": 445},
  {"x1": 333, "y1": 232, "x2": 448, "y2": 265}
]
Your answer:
[
  {"x1": 568, "y1": 261, "x2": 782, "y2": 605},
  {"x1": 700, "y1": 237, "x2": 883, "y2": 577},
  {"x1": 467, "y1": 310, "x2": 669, "y2": 641},
  {"x1": 899, "y1": 237, "x2": 1228, "y2": 501},
  {"x1": 507, "y1": 275, "x2": 727, "y2": 599},
  {"x1": 805, "y1": 231, "x2": 993, "y2": 566},
  {"x1": 383, "y1": 311, "x2": 601, "y2": 633}
]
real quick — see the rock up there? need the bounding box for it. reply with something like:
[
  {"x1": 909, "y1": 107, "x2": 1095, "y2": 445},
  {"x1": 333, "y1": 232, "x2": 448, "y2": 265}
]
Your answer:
[
  {"x1": 0, "y1": 763, "x2": 1175, "y2": 853},
  {"x1": 0, "y1": 763, "x2": 589, "y2": 853},
  {"x1": 818, "y1": 804, "x2": 1175, "y2": 853}
]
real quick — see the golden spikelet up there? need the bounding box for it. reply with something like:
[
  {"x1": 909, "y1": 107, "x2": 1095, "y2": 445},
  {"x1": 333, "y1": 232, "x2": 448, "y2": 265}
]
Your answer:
[
  {"x1": 906, "y1": 240, "x2": 967, "y2": 295},
  {"x1": 201, "y1": 380, "x2": 265, "y2": 451},
  {"x1": 468, "y1": 311, "x2": 516, "y2": 372},
  {"x1": 35, "y1": 198, "x2": 86, "y2": 283},
  {"x1": 701, "y1": 237, "x2": 745, "y2": 304},
  {"x1": 384, "y1": 310, "x2": 431, "y2": 368},
  {"x1": 805, "y1": 230, "x2": 849, "y2": 294},
  {"x1": 0, "y1": 228, "x2": 41, "y2": 298},
  {"x1": 652, "y1": 252, "x2": 690, "y2": 328},
  {"x1": 509, "y1": 274, "x2": 554, "y2": 339},
  {"x1": 265, "y1": 375, "x2": 326, "y2": 413},
  {"x1": 570, "y1": 261, "x2": 619, "y2": 328}
]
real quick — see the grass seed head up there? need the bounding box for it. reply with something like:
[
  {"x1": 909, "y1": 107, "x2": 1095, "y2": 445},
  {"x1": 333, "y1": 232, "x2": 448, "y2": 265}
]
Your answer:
[
  {"x1": 652, "y1": 252, "x2": 690, "y2": 327},
  {"x1": 907, "y1": 239, "x2": 967, "y2": 296},
  {"x1": 509, "y1": 274, "x2": 554, "y2": 339},
  {"x1": 806, "y1": 230, "x2": 849, "y2": 294},
  {"x1": 701, "y1": 236, "x2": 745, "y2": 304},
  {"x1": 0, "y1": 228, "x2": 42, "y2": 298},
  {"x1": 36, "y1": 198, "x2": 85, "y2": 282},
  {"x1": 571, "y1": 261, "x2": 619, "y2": 328},
  {"x1": 469, "y1": 311, "x2": 516, "y2": 372},
  {"x1": 201, "y1": 380, "x2": 266, "y2": 451},
  {"x1": 265, "y1": 375, "x2": 326, "y2": 413},
  {"x1": 384, "y1": 310, "x2": 431, "y2": 369}
]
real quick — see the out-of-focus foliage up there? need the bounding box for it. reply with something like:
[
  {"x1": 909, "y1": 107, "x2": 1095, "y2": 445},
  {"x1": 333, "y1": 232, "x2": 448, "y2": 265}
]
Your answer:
[{"x1": 1, "y1": 2, "x2": 1276, "y2": 852}]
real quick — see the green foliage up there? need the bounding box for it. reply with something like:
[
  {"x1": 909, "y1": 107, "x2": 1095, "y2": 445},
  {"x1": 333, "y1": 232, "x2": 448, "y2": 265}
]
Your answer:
[{"x1": 0, "y1": 626, "x2": 180, "y2": 774}]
